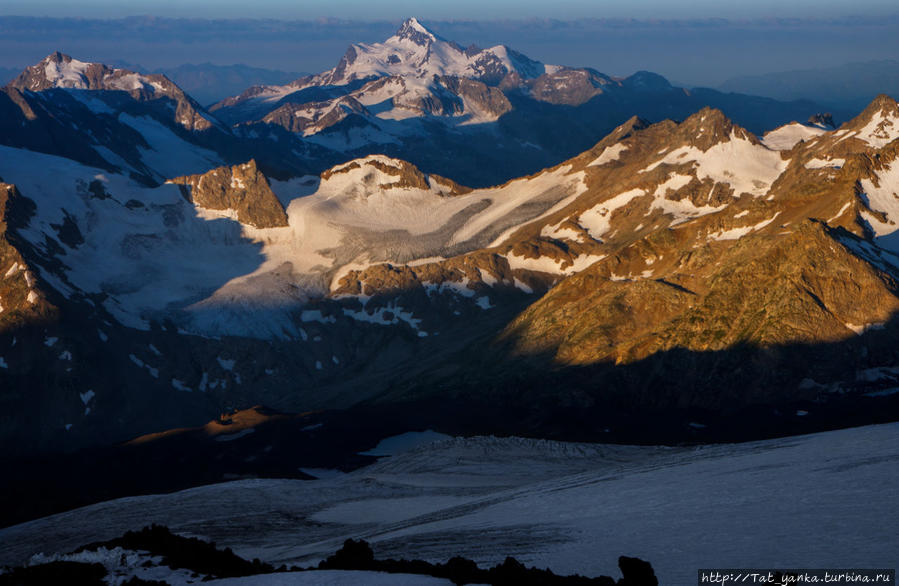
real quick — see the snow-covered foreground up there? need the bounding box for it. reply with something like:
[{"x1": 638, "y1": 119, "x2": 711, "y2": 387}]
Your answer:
[
  {"x1": 206, "y1": 571, "x2": 455, "y2": 585},
  {"x1": 2, "y1": 424, "x2": 897, "y2": 584}
]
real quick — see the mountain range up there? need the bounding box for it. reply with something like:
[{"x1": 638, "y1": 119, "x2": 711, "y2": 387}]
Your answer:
[
  {"x1": 1, "y1": 19, "x2": 841, "y2": 190},
  {"x1": 1, "y1": 18, "x2": 898, "y2": 474}
]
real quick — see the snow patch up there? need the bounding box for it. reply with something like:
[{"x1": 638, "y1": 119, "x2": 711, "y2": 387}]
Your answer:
[
  {"x1": 588, "y1": 143, "x2": 628, "y2": 166},
  {"x1": 643, "y1": 132, "x2": 788, "y2": 197},
  {"x1": 857, "y1": 109, "x2": 899, "y2": 148},
  {"x1": 513, "y1": 278, "x2": 534, "y2": 294},
  {"x1": 342, "y1": 303, "x2": 422, "y2": 330},
  {"x1": 805, "y1": 157, "x2": 845, "y2": 170},
  {"x1": 845, "y1": 322, "x2": 885, "y2": 335},
  {"x1": 505, "y1": 253, "x2": 605, "y2": 276},
  {"x1": 217, "y1": 356, "x2": 236, "y2": 371},
  {"x1": 478, "y1": 268, "x2": 498, "y2": 286},
  {"x1": 4, "y1": 262, "x2": 20, "y2": 278},
  {"x1": 762, "y1": 123, "x2": 827, "y2": 151},
  {"x1": 171, "y1": 378, "x2": 192, "y2": 392},
  {"x1": 709, "y1": 212, "x2": 780, "y2": 241},
  {"x1": 540, "y1": 222, "x2": 585, "y2": 243},
  {"x1": 652, "y1": 173, "x2": 694, "y2": 198},
  {"x1": 578, "y1": 188, "x2": 645, "y2": 240},
  {"x1": 857, "y1": 161, "x2": 899, "y2": 249}
]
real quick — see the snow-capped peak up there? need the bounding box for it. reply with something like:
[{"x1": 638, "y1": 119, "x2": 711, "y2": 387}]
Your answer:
[
  {"x1": 6, "y1": 52, "x2": 221, "y2": 132},
  {"x1": 5, "y1": 52, "x2": 98, "y2": 91},
  {"x1": 10, "y1": 52, "x2": 151, "y2": 93},
  {"x1": 38, "y1": 52, "x2": 92, "y2": 88},
  {"x1": 213, "y1": 17, "x2": 555, "y2": 118},
  {"x1": 392, "y1": 17, "x2": 439, "y2": 46},
  {"x1": 315, "y1": 18, "x2": 547, "y2": 87},
  {"x1": 843, "y1": 94, "x2": 899, "y2": 149}
]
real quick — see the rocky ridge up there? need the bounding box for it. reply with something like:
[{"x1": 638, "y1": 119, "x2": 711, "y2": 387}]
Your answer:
[
  {"x1": 205, "y1": 19, "x2": 838, "y2": 188},
  {"x1": 2, "y1": 94, "x2": 899, "y2": 455},
  {"x1": 0, "y1": 181, "x2": 56, "y2": 333},
  {"x1": 8, "y1": 52, "x2": 216, "y2": 132},
  {"x1": 0, "y1": 53, "x2": 338, "y2": 186}
]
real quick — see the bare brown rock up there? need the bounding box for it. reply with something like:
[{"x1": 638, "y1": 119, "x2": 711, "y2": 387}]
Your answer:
[
  {"x1": 171, "y1": 160, "x2": 288, "y2": 228},
  {"x1": 0, "y1": 183, "x2": 57, "y2": 332}
]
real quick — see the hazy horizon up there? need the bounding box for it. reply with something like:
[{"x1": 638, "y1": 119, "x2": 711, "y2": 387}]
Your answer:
[
  {"x1": 5, "y1": 0, "x2": 899, "y2": 19},
  {"x1": 0, "y1": 14, "x2": 897, "y2": 88}
]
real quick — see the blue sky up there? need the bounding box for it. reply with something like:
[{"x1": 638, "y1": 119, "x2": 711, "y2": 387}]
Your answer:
[{"x1": 4, "y1": 0, "x2": 899, "y2": 19}]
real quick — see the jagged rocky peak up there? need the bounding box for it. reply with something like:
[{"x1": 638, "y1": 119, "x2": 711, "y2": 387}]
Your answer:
[
  {"x1": 9, "y1": 51, "x2": 154, "y2": 93},
  {"x1": 316, "y1": 17, "x2": 550, "y2": 87},
  {"x1": 598, "y1": 115, "x2": 650, "y2": 146},
  {"x1": 838, "y1": 94, "x2": 899, "y2": 149},
  {"x1": 675, "y1": 107, "x2": 759, "y2": 148},
  {"x1": 844, "y1": 94, "x2": 899, "y2": 129},
  {"x1": 320, "y1": 155, "x2": 470, "y2": 195},
  {"x1": 8, "y1": 52, "x2": 107, "y2": 92},
  {"x1": 170, "y1": 160, "x2": 288, "y2": 228},
  {"x1": 808, "y1": 113, "x2": 835, "y2": 129},
  {"x1": 393, "y1": 17, "x2": 439, "y2": 46},
  {"x1": 6, "y1": 52, "x2": 216, "y2": 131},
  {"x1": 866, "y1": 93, "x2": 899, "y2": 113}
]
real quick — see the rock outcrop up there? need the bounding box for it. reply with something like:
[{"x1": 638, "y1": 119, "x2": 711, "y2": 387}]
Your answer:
[{"x1": 171, "y1": 160, "x2": 289, "y2": 228}]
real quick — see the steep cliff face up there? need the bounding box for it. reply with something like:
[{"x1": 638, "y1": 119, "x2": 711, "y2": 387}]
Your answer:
[
  {"x1": 170, "y1": 160, "x2": 289, "y2": 229},
  {"x1": 0, "y1": 182, "x2": 57, "y2": 333}
]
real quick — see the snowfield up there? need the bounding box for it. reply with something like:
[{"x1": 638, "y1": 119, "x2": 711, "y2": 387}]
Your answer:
[
  {"x1": 762, "y1": 123, "x2": 827, "y2": 151},
  {"x1": 1, "y1": 424, "x2": 896, "y2": 585},
  {"x1": 0, "y1": 146, "x2": 585, "y2": 339},
  {"x1": 642, "y1": 132, "x2": 789, "y2": 197},
  {"x1": 206, "y1": 573, "x2": 456, "y2": 585}
]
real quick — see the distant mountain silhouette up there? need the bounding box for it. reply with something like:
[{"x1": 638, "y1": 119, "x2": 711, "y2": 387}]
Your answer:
[{"x1": 720, "y1": 60, "x2": 899, "y2": 113}]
